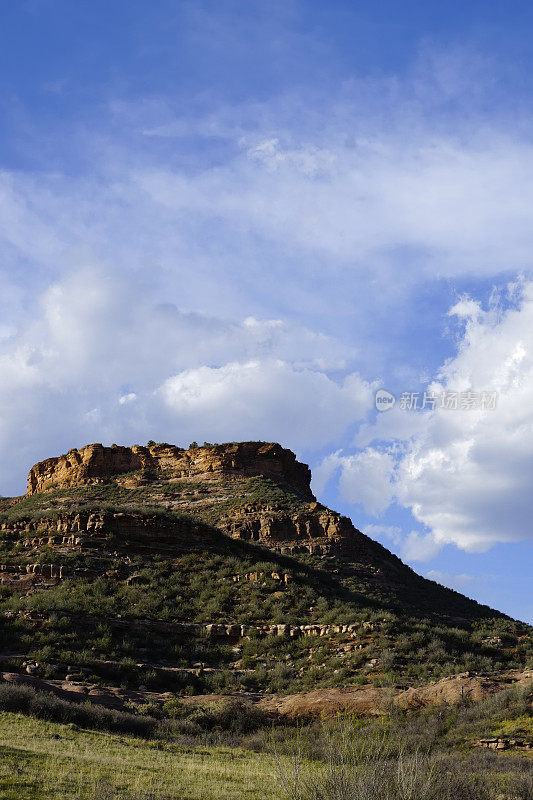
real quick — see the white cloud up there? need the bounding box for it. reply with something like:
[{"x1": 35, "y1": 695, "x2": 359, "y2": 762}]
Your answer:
[
  {"x1": 114, "y1": 46, "x2": 533, "y2": 286},
  {"x1": 448, "y1": 297, "x2": 484, "y2": 320},
  {"x1": 4, "y1": 56, "x2": 533, "y2": 345},
  {"x1": 337, "y1": 281, "x2": 533, "y2": 554},
  {"x1": 402, "y1": 530, "x2": 442, "y2": 562},
  {"x1": 0, "y1": 268, "x2": 373, "y2": 496},
  {"x1": 134, "y1": 133, "x2": 533, "y2": 278},
  {"x1": 119, "y1": 393, "x2": 137, "y2": 405},
  {"x1": 393, "y1": 283, "x2": 533, "y2": 551},
  {"x1": 311, "y1": 450, "x2": 344, "y2": 497},
  {"x1": 425, "y1": 570, "x2": 478, "y2": 592},
  {"x1": 157, "y1": 360, "x2": 372, "y2": 448},
  {"x1": 315, "y1": 448, "x2": 396, "y2": 515},
  {"x1": 364, "y1": 524, "x2": 403, "y2": 546}
]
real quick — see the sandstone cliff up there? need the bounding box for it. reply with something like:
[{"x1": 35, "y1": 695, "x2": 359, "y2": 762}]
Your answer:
[
  {"x1": 217, "y1": 501, "x2": 398, "y2": 563},
  {"x1": 27, "y1": 440, "x2": 313, "y2": 499},
  {"x1": 23, "y1": 441, "x2": 406, "y2": 566}
]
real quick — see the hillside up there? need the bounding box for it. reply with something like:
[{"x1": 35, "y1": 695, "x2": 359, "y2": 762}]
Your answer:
[{"x1": 0, "y1": 440, "x2": 531, "y2": 705}]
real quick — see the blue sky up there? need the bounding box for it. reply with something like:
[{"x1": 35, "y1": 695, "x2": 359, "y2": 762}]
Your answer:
[{"x1": 1, "y1": 1, "x2": 532, "y2": 622}]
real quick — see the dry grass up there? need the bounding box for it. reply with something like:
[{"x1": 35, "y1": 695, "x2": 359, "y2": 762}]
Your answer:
[
  {"x1": 0, "y1": 711, "x2": 278, "y2": 799},
  {"x1": 270, "y1": 718, "x2": 533, "y2": 800}
]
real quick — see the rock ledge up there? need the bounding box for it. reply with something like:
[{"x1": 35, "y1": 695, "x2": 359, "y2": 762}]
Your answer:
[{"x1": 27, "y1": 441, "x2": 313, "y2": 498}]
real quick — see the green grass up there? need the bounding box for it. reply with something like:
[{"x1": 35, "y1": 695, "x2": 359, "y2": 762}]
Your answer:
[
  {"x1": 0, "y1": 707, "x2": 531, "y2": 800},
  {"x1": 495, "y1": 714, "x2": 533, "y2": 739},
  {"x1": 0, "y1": 712, "x2": 278, "y2": 799},
  {"x1": 0, "y1": 475, "x2": 307, "y2": 528}
]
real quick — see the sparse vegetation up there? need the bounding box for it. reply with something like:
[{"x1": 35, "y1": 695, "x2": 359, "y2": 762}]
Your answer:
[
  {"x1": 271, "y1": 716, "x2": 533, "y2": 800},
  {"x1": 0, "y1": 470, "x2": 531, "y2": 696},
  {"x1": 0, "y1": 446, "x2": 531, "y2": 799},
  {"x1": 0, "y1": 696, "x2": 530, "y2": 799}
]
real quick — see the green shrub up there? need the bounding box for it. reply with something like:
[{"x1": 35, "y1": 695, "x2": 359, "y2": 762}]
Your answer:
[
  {"x1": 164, "y1": 698, "x2": 269, "y2": 734},
  {"x1": 0, "y1": 683, "x2": 156, "y2": 737}
]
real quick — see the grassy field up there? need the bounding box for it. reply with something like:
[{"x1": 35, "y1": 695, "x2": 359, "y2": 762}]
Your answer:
[
  {"x1": 0, "y1": 712, "x2": 277, "y2": 799},
  {"x1": 0, "y1": 701, "x2": 531, "y2": 800}
]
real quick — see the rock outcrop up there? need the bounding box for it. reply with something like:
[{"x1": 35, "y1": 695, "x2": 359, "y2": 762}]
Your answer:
[
  {"x1": 475, "y1": 738, "x2": 533, "y2": 751},
  {"x1": 20, "y1": 441, "x2": 422, "y2": 586},
  {"x1": 218, "y1": 501, "x2": 395, "y2": 561},
  {"x1": 219, "y1": 502, "x2": 352, "y2": 549},
  {"x1": 0, "y1": 510, "x2": 218, "y2": 557},
  {"x1": 260, "y1": 673, "x2": 511, "y2": 718},
  {"x1": 27, "y1": 441, "x2": 313, "y2": 498},
  {"x1": 1, "y1": 668, "x2": 530, "y2": 722}
]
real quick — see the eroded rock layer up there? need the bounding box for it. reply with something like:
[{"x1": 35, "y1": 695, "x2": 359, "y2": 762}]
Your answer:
[
  {"x1": 218, "y1": 502, "x2": 397, "y2": 562},
  {"x1": 27, "y1": 441, "x2": 313, "y2": 498}
]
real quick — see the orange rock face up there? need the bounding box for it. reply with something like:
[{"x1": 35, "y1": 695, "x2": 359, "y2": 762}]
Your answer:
[
  {"x1": 26, "y1": 441, "x2": 313, "y2": 498},
  {"x1": 218, "y1": 502, "x2": 372, "y2": 556},
  {"x1": 259, "y1": 672, "x2": 510, "y2": 718}
]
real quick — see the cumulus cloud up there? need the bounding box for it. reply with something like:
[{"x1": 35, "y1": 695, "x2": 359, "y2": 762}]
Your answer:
[
  {"x1": 312, "y1": 448, "x2": 396, "y2": 515},
  {"x1": 331, "y1": 281, "x2": 533, "y2": 554},
  {"x1": 394, "y1": 282, "x2": 533, "y2": 552},
  {"x1": 0, "y1": 267, "x2": 373, "y2": 496},
  {"x1": 158, "y1": 360, "x2": 372, "y2": 448}
]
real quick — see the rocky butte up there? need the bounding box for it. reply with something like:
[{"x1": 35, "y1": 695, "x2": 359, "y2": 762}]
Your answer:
[
  {"x1": 24, "y1": 441, "x2": 390, "y2": 562},
  {"x1": 0, "y1": 439, "x2": 530, "y2": 719},
  {"x1": 27, "y1": 441, "x2": 313, "y2": 498}
]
